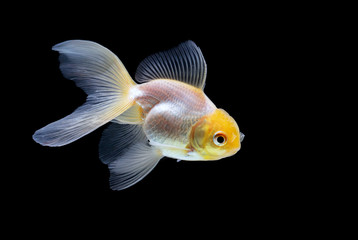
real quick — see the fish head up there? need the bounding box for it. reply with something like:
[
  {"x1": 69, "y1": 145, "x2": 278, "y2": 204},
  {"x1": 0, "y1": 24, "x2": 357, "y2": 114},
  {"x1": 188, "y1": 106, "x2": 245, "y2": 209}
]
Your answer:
[{"x1": 189, "y1": 108, "x2": 243, "y2": 160}]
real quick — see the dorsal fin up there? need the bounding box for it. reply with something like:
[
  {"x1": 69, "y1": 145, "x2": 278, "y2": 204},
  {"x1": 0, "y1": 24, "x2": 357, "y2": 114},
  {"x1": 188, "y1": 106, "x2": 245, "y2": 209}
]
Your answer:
[{"x1": 135, "y1": 41, "x2": 207, "y2": 89}]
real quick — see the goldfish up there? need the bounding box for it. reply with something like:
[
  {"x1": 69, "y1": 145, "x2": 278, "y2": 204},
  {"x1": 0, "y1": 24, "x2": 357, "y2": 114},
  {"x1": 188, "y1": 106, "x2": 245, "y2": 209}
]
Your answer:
[{"x1": 33, "y1": 40, "x2": 244, "y2": 190}]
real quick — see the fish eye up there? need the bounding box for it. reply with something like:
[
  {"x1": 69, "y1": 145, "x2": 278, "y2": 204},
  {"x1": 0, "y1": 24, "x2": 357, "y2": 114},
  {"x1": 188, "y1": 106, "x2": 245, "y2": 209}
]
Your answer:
[{"x1": 213, "y1": 132, "x2": 227, "y2": 146}]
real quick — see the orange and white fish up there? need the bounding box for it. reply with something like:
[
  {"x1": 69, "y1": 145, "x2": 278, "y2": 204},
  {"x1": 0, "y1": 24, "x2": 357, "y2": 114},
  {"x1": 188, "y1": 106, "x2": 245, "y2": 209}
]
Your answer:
[{"x1": 33, "y1": 40, "x2": 244, "y2": 190}]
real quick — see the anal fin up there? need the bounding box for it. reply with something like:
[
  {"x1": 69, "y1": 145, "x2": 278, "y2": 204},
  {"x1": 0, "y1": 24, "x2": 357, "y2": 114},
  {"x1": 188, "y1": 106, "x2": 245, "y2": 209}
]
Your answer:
[{"x1": 99, "y1": 123, "x2": 163, "y2": 190}]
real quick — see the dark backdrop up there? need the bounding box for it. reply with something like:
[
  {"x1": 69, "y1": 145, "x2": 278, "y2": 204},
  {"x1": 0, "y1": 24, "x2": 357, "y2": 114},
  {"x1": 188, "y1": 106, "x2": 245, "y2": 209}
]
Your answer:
[{"x1": 10, "y1": 5, "x2": 321, "y2": 236}]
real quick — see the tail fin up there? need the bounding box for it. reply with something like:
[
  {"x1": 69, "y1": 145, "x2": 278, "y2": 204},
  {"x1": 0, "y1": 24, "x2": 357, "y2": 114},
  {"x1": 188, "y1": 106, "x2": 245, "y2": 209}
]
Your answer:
[{"x1": 33, "y1": 40, "x2": 136, "y2": 147}]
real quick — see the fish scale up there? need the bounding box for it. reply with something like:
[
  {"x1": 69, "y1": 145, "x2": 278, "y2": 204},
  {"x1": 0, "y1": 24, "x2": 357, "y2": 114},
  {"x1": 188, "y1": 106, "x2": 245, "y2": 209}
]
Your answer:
[
  {"x1": 136, "y1": 79, "x2": 216, "y2": 147},
  {"x1": 33, "y1": 40, "x2": 243, "y2": 190}
]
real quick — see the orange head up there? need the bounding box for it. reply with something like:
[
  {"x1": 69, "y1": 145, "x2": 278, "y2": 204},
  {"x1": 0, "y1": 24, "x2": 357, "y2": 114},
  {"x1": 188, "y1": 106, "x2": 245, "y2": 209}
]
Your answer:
[{"x1": 189, "y1": 109, "x2": 243, "y2": 160}]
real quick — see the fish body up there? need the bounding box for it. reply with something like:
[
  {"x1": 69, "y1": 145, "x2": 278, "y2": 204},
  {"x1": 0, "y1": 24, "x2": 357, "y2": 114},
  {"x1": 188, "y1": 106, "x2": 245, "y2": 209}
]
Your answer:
[
  {"x1": 33, "y1": 40, "x2": 244, "y2": 190},
  {"x1": 133, "y1": 79, "x2": 216, "y2": 160}
]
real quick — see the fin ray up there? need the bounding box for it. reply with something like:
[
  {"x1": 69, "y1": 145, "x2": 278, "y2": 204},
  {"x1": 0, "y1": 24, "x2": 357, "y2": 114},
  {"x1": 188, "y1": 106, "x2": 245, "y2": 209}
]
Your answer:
[
  {"x1": 108, "y1": 141, "x2": 162, "y2": 190},
  {"x1": 135, "y1": 41, "x2": 207, "y2": 89},
  {"x1": 111, "y1": 103, "x2": 144, "y2": 124},
  {"x1": 99, "y1": 123, "x2": 163, "y2": 190},
  {"x1": 33, "y1": 40, "x2": 136, "y2": 147},
  {"x1": 99, "y1": 123, "x2": 145, "y2": 164}
]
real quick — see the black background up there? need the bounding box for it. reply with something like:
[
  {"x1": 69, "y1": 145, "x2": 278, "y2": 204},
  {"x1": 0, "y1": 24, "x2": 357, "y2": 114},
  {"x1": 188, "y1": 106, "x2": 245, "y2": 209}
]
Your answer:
[{"x1": 7, "y1": 3, "x2": 333, "y2": 236}]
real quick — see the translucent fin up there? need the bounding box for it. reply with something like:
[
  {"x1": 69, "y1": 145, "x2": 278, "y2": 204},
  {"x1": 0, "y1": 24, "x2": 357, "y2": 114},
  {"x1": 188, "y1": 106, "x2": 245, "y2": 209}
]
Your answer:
[
  {"x1": 99, "y1": 123, "x2": 146, "y2": 164},
  {"x1": 99, "y1": 123, "x2": 163, "y2": 190},
  {"x1": 111, "y1": 103, "x2": 144, "y2": 124},
  {"x1": 135, "y1": 41, "x2": 207, "y2": 89},
  {"x1": 53, "y1": 40, "x2": 134, "y2": 96},
  {"x1": 33, "y1": 40, "x2": 136, "y2": 147}
]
